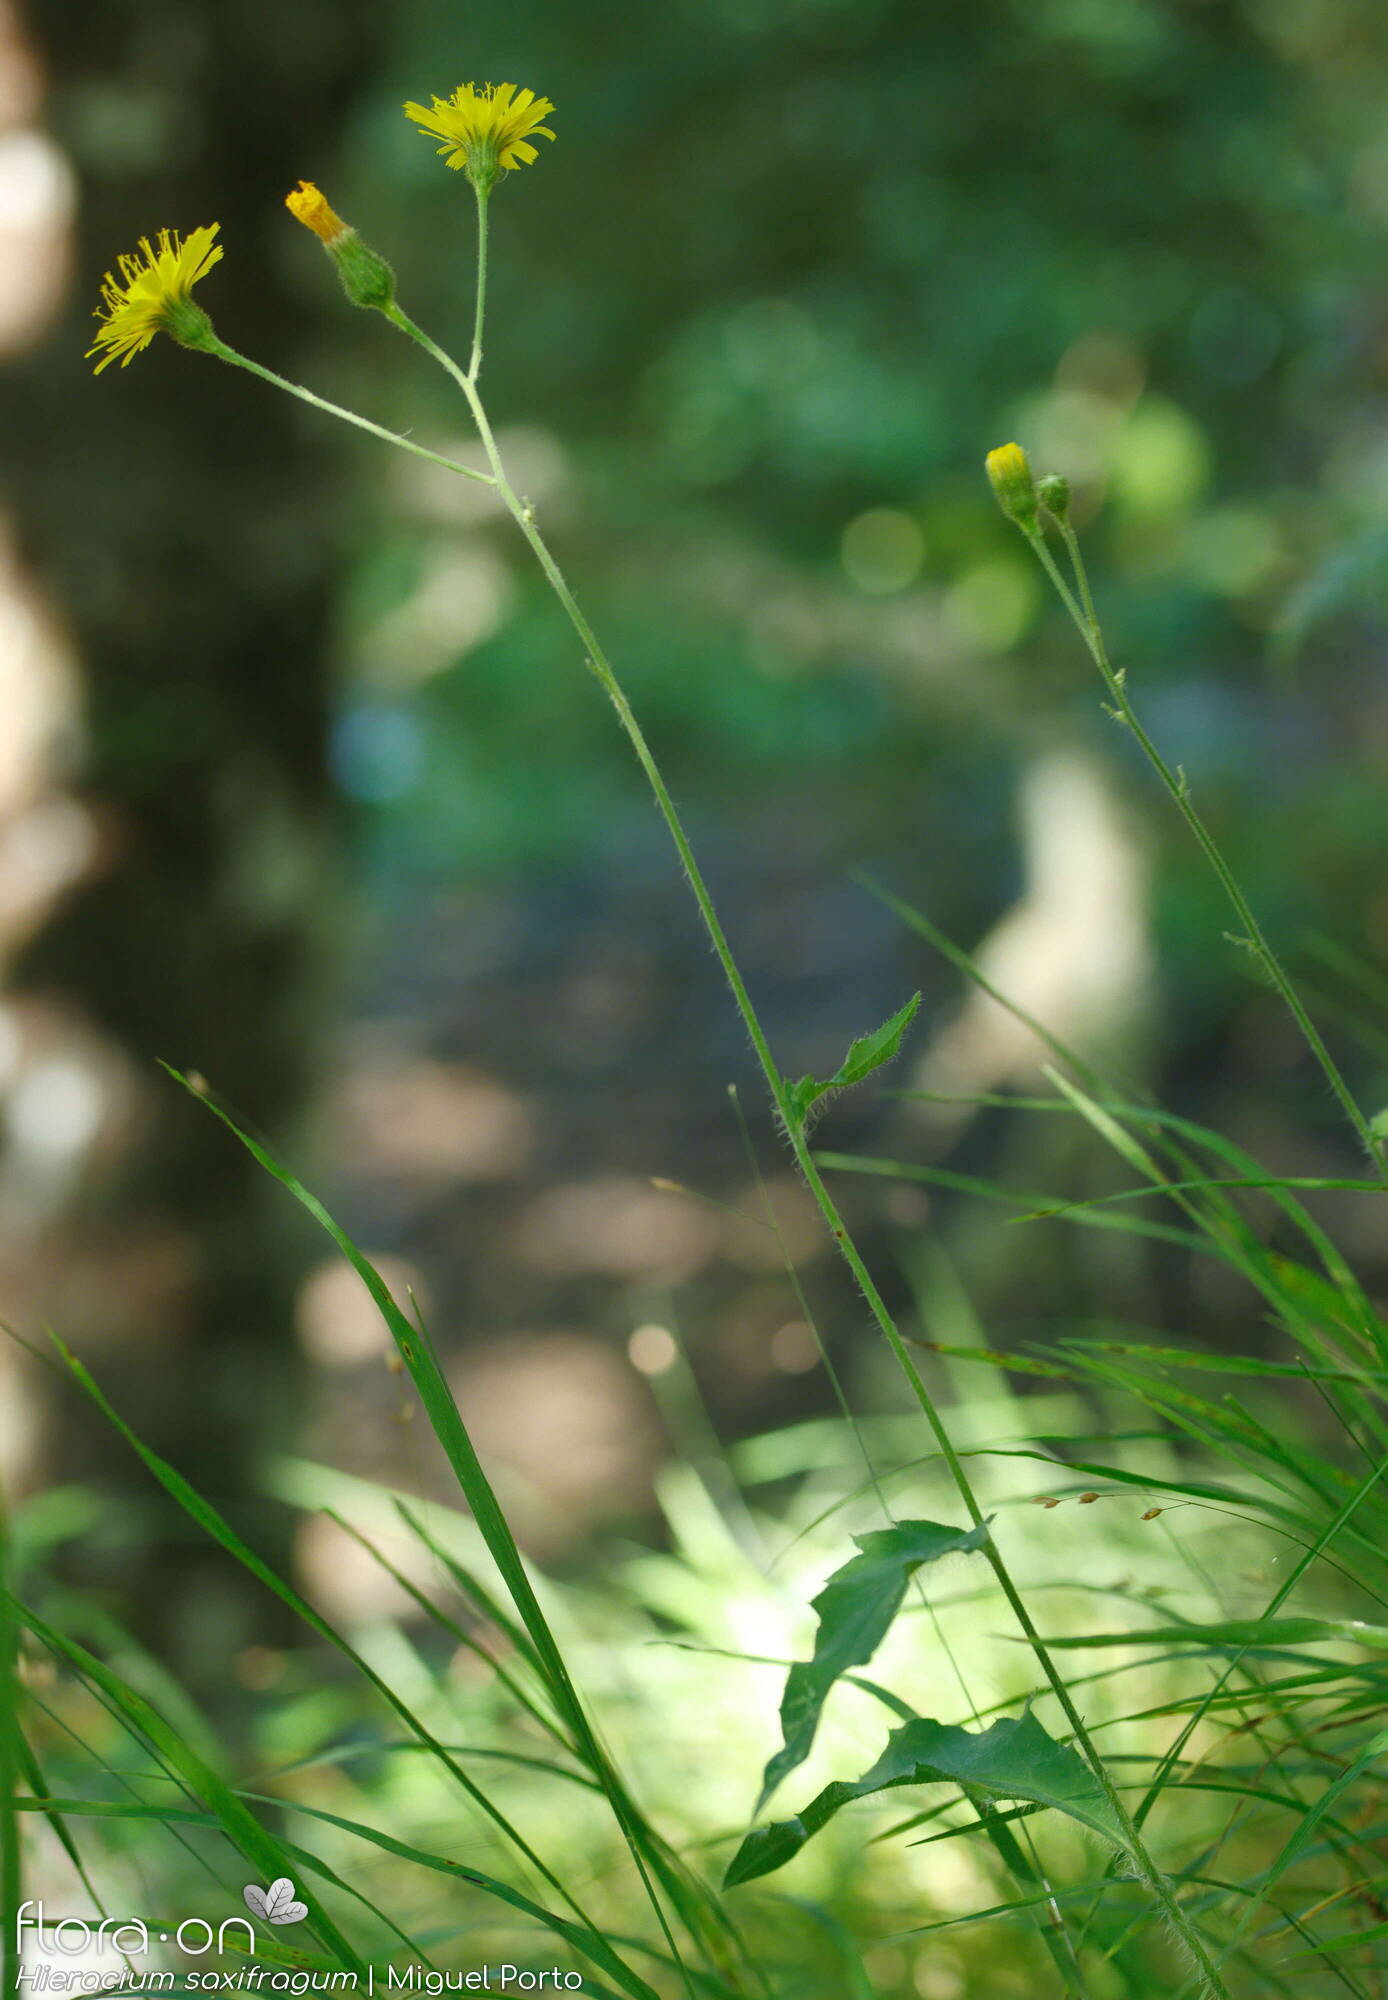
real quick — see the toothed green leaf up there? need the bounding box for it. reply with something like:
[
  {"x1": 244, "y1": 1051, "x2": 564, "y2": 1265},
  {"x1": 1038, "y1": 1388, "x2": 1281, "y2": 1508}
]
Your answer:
[
  {"x1": 757, "y1": 1518, "x2": 989, "y2": 1812},
  {"x1": 729, "y1": 1712, "x2": 1131, "y2": 1887}
]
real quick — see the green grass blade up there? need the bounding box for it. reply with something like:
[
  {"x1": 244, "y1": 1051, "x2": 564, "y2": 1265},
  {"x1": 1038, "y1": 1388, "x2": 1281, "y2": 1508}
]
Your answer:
[
  {"x1": 815, "y1": 1150, "x2": 1222, "y2": 1257},
  {"x1": 15, "y1": 1604, "x2": 367, "y2": 1972},
  {"x1": 0, "y1": 1493, "x2": 19, "y2": 2000},
  {"x1": 45, "y1": 1331, "x2": 643, "y2": 1973},
  {"x1": 1035, "y1": 1616, "x2": 1388, "y2": 1651},
  {"x1": 238, "y1": 1792, "x2": 671, "y2": 2000},
  {"x1": 157, "y1": 1070, "x2": 723, "y2": 1983}
]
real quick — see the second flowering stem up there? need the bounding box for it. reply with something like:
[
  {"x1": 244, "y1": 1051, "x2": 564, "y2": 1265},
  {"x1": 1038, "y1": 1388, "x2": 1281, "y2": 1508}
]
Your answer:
[{"x1": 1025, "y1": 517, "x2": 1384, "y2": 1177}]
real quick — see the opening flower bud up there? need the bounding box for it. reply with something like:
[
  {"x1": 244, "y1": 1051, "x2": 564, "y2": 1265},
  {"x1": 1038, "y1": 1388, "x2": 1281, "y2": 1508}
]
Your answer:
[
  {"x1": 285, "y1": 182, "x2": 395, "y2": 313},
  {"x1": 985, "y1": 442, "x2": 1038, "y2": 531}
]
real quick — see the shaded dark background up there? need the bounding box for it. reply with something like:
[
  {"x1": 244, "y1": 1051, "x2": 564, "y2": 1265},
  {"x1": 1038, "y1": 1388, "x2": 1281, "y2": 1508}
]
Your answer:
[{"x1": 4, "y1": 0, "x2": 1388, "y2": 1663}]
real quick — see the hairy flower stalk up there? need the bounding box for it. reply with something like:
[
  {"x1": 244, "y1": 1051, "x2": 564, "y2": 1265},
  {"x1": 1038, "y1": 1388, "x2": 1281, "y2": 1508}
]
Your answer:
[{"x1": 402, "y1": 78, "x2": 555, "y2": 376}]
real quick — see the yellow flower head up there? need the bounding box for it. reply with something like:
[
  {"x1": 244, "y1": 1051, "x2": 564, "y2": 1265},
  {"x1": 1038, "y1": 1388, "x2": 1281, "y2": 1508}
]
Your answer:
[
  {"x1": 985, "y1": 441, "x2": 1038, "y2": 530},
  {"x1": 87, "y1": 224, "x2": 222, "y2": 374},
  {"x1": 403, "y1": 81, "x2": 555, "y2": 192},
  {"x1": 285, "y1": 180, "x2": 347, "y2": 245}
]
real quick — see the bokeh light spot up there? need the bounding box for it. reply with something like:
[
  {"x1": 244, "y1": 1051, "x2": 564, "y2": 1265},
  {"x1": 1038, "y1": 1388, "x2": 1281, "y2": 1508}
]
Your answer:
[
  {"x1": 944, "y1": 560, "x2": 1040, "y2": 655},
  {"x1": 1110, "y1": 399, "x2": 1212, "y2": 516},
  {"x1": 629, "y1": 1323, "x2": 678, "y2": 1375},
  {"x1": 330, "y1": 703, "x2": 424, "y2": 803},
  {"x1": 770, "y1": 1319, "x2": 820, "y2": 1373},
  {"x1": 1183, "y1": 505, "x2": 1282, "y2": 596},
  {"x1": 840, "y1": 508, "x2": 925, "y2": 594}
]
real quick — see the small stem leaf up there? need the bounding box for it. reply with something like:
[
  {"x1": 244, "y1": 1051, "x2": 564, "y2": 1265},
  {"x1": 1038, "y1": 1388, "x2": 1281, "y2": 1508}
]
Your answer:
[
  {"x1": 787, "y1": 1076, "x2": 820, "y2": 1126},
  {"x1": 792, "y1": 994, "x2": 922, "y2": 1123},
  {"x1": 756, "y1": 1519, "x2": 989, "y2": 1813},
  {"x1": 828, "y1": 992, "x2": 922, "y2": 1086},
  {"x1": 727, "y1": 1712, "x2": 1133, "y2": 1888}
]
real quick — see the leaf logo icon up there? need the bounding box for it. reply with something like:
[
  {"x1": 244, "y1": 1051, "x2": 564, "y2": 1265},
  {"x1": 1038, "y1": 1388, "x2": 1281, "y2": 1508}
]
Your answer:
[{"x1": 243, "y1": 1878, "x2": 309, "y2": 1925}]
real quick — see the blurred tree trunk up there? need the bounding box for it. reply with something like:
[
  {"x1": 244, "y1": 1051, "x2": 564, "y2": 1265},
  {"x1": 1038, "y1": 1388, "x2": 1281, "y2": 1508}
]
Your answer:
[{"x1": 1, "y1": 0, "x2": 384, "y2": 1683}]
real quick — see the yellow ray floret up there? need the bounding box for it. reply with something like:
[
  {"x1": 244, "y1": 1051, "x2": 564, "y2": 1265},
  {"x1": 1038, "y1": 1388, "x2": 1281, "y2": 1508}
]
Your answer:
[
  {"x1": 402, "y1": 81, "x2": 556, "y2": 177},
  {"x1": 285, "y1": 181, "x2": 347, "y2": 245},
  {"x1": 87, "y1": 224, "x2": 222, "y2": 373}
]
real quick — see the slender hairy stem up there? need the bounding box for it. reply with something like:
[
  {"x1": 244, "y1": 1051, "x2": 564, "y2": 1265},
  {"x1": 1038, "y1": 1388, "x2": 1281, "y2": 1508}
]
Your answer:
[
  {"x1": 371, "y1": 294, "x2": 1233, "y2": 2000},
  {"x1": 470, "y1": 185, "x2": 489, "y2": 381},
  {"x1": 205, "y1": 339, "x2": 496, "y2": 487},
  {"x1": 1031, "y1": 518, "x2": 1382, "y2": 1176}
]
